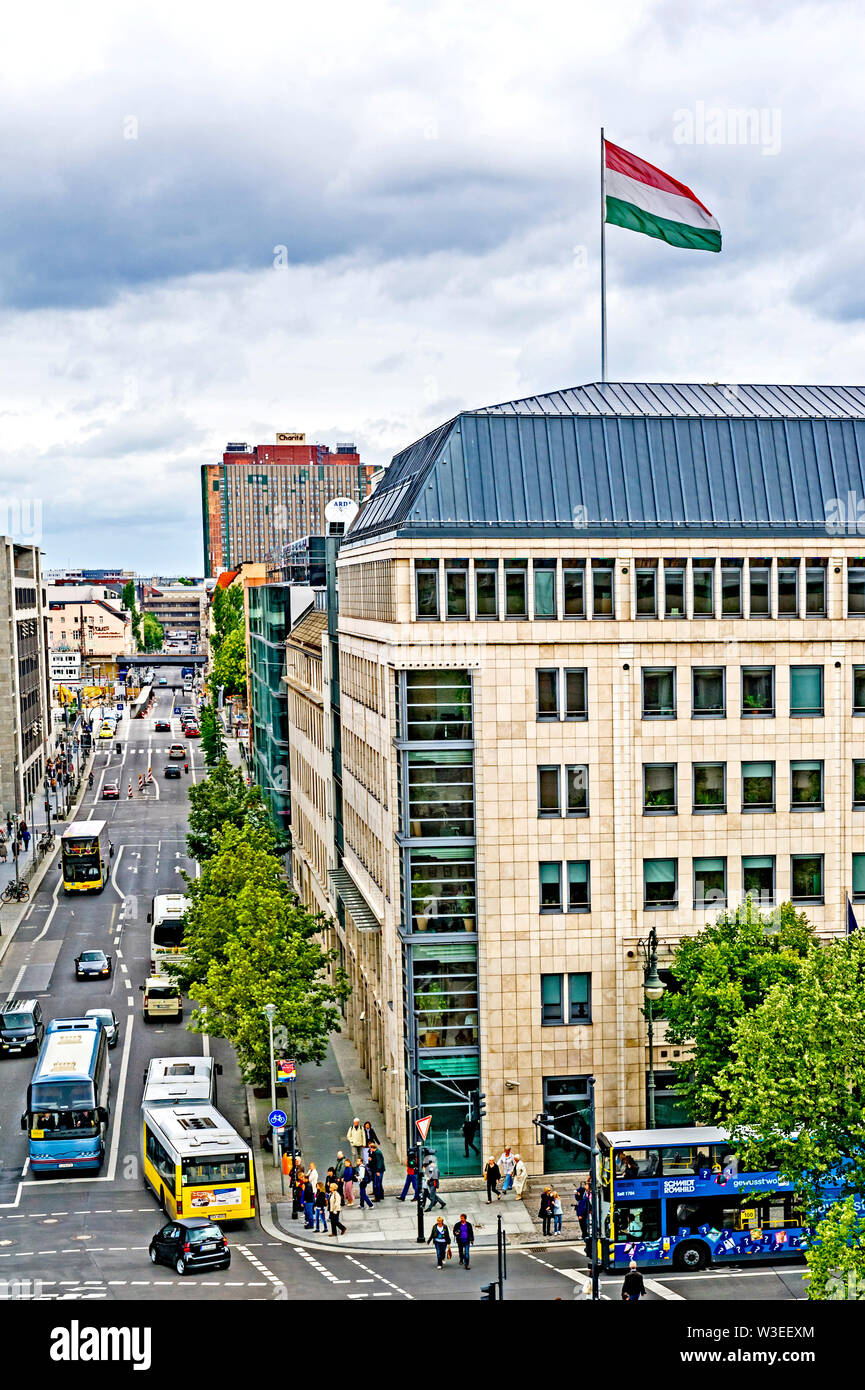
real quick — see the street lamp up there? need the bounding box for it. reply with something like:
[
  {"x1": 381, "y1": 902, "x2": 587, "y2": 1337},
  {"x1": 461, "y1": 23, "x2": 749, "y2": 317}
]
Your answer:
[
  {"x1": 638, "y1": 927, "x2": 666, "y2": 1129},
  {"x1": 263, "y1": 1003, "x2": 278, "y2": 1168}
]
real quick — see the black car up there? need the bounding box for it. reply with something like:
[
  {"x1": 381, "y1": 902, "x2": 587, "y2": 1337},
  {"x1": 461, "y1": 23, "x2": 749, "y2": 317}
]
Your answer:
[
  {"x1": 154, "y1": 719, "x2": 171, "y2": 732},
  {"x1": 164, "y1": 763, "x2": 181, "y2": 779},
  {"x1": 74, "y1": 950, "x2": 112, "y2": 979},
  {"x1": 0, "y1": 999, "x2": 44, "y2": 1056},
  {"x1": 149, "y1": 1218, "x2": 230, "y2": 1276}
]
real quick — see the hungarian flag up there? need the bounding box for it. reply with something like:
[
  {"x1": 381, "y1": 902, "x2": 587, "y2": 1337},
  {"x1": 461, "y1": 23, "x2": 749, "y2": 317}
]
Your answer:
[{"x1": 605, "y1": 139, "x2": 721, "y2": 253}]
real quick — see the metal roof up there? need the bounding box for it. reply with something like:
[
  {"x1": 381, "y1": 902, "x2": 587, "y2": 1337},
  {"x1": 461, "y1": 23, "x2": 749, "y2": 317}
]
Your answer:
[
  {"x1": 600, "y1": 1127, "x2": 729, "y2": 1147},
  {"x1": 346, "y1": 382, "x2": 865, "y2": 544}
]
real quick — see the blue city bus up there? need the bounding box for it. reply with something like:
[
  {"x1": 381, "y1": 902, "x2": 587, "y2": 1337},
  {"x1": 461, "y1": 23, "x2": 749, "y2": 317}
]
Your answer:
[
  {"x1": 595, "y1": 1126, "x2": 825, "y2": 1272},
  {"x1": 21, "y1": 1019, "x2": 110, "y2": 1173}
]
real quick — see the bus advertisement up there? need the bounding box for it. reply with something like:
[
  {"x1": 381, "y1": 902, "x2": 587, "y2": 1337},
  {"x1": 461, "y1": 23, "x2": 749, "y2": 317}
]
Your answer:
[
  {"x1": 22, "y1": 1019, "x2": 110, "y2": 1172},
  {"x1": 61, "y1": 821, "x2": 112, "y2": 893},
  {"x1": 595, "y1": 1126, "x2": 826, "y2": 1272},
  {"x1": 141, "y1": 1104, "x2": 254, "y2": 1221},
  {"x1": 147, "y1": 893, "x2": 190, "y2": 975}
]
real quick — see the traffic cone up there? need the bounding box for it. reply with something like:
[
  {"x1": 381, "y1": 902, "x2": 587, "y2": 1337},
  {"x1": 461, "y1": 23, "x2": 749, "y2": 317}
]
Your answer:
[
  {"x1": 146, "y1": 767, "x2": 153, "y2": 784},
  {"x1": 138, "y1": 772, "x2": 144, "y2": 791},
  {"x1": 127, "y1": 783, "x2": 133, "y2": 798}
]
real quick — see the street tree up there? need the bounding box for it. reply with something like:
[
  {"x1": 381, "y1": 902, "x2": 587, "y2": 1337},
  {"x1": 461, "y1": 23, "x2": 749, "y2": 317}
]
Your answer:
[
  {"x1": 177, "y1": 823, "x2": 347, "y2": 1084},
  {"x1": 186, "y1": 757, "x2": 268, "y2": 861},
  {"x1": 140, "y1": 612, "x2": 164, "y2": 652},
  {"x1": 211, "y1": 584, "x2": 243, "y2": 655},
  {"x1": 663, "y1": 898, "x2": 814, "y2": 1122},
  {"x1": 199, "y1": 702, "x2": 226, "y2": 768},
  {"x1": 804, "y1": 1197, "x2": 865, "y2": 1301},
  {"x1": 211, "y1": 625, "x2": 246, "y2": 699}
]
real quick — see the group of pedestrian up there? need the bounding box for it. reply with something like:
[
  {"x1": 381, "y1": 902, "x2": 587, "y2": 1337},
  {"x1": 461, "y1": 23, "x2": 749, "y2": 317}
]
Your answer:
[
  {"x1": 0, "y1": 818, "x2": 30, "y2": 862},
  {"x1": 292, "y1": 1118, "x2": 388, "y2": 1240},
  {"x1": 537, "y1": 1187, "x2": 565, "y2": 1235},
  {"x1": 426, "y1": 1213, "x2": 475, "y2": 1270},
  {"x1": 483, "y1": 1147, "x2": 527, "y2": 1203}
]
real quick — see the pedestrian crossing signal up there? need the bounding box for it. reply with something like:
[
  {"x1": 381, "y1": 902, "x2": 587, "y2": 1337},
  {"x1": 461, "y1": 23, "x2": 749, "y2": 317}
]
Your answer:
[{"x1": 480, "y1": 1281, "x2": 497, "y2": 1301}]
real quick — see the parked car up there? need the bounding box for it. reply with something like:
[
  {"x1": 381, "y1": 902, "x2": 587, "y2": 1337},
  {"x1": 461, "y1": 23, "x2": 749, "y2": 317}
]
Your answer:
[
  {"x1": 164, "y1": 763, "x2": 181, "y2": 779},
  {"x1": 149, "y1": 1218, "x2": 230, "y2": 1276},
  {"x1": 168, "y1": 744, "x2": 186, "y2": 759},
  {"x1": 75, "y1": 949, "x2": 112, "y2": 980},
  {"x1": 84, "y1": 1007, "x2": 120, "y2": 1048},
  {"x1": 0, "y1": 999, "x2": 44, "y2": 1056},
  {"x1": 102, "y1": 780, "x2": 120, "y2": 799},
  {"x1": 154, "y1": 719, "x2": 171, "y2": 732}
]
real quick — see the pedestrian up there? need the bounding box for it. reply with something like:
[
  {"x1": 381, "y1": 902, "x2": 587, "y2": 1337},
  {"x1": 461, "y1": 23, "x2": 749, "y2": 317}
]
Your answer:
[
  {"x1": 325, "y1": 1165, "x2": 341, "y2": 1197},
  {"x1": 538, "y1": 1186, "x2": 553, "y2": 1237},
  {"x1": 363, "y1": 1120, "x2": 379, "y2": 1152},
  {"x1": 346, "y1": 1118, "x2": 364, "y2": 1163},
  {"x1": 17, "y1": 820, "x2": 25, "y2": 841},
  {"x1": 368, "y1": 1142, "x2": 386, "y2": 1201},
  {"x1": 5, "y1": 815, "x2": 12, "y2": 840},
  {"x1": 427, "y1": 1216, "x2": 451, "y2": 1269},
  {"x1": 307, "y1": 1161, "x2": 319, "y2": 1191},
  {"x1": 454, "y1": 1213, "x2": 474, "y2": 1269},
  {"x1": 622, "y1": 1260, "x2": 646, "y2": 1303},
  {"x1": 575, "y1": 1184, "x2": 590, "y2": 1239},
  {"x1": 398, "y1": 1152, "x2": 419, "y2": 1201},
  {"x1": 484, "y1": 1155, "x2": 501, "y2": 1203},
  {"x1": 21, "y1": 826, "x2": 30, "y2": 852},
  {"x1": 422, "y1": 1155, "x2": 446, "y2": 1211},
  {"x1": 313, "y1": 1182, "x2": 329, "y2": 1232},
  {"x1": 0, "y1": 840, "x2": 6, "y2": 864},
  {"x1": 498, "y1": 1146, "x2": 516, "y2": 1194},
  {"x1": 328, "y1": 1183, "x2": 347, "y2": 1237},
  {"x1": 357, "y1": 1160, "x2": 374, "y2": 1209},
  {"x1": 300, "y1": 1175, "x2": 315, "y2": 1229},
  {"x1": 462, "y1": 1114, "x2": 480, "y2": 1158},
  {"x1": 291, "y1": 1165, "x2": 306, "y2": 1221},
  {"x1": 551, "y1": 1190, "x2": 563, "y2": 1234},
  {"x1": 513, "y1": 1154, "x2": 528, "y2": 1200},
  {"x1": 334, "y1": 1151, "x2": 347, "y2": 1184},
  {"x1": 342, "y1": 1158, "x2": 355, "y2": 1206}
]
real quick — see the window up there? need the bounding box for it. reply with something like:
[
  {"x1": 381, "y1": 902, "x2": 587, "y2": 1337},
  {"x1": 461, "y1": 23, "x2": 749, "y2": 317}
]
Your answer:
[
  {"x1": 567, "y1": 861, "x2": 590, "y2": 911},
  {"x1": 564, "y1": 669, "x2": 588, "y2": 720},
  {"x1": 505, "y1": 560, "x2": 528, "y2": 617},
  {"x1": 566, "y1": 765, "x2": 589, "y2": 816},
  {"x1": 540, "y1": 862, "x2": 563, "y2": 912},
  {"x1": 542, "y1": 974, "x2": 591, "y2": 1025},
  {"x1": 635, "y1": 566, "x2": 657, "y2": 617},
  {"x1": 538, "y1": 766, "x2": 561, "y2": 816},
  {"x1": 644, "y1": 859, "x2": 677, "y2": 908},
  {"x1": 404, "y1": 670, "x2": 472, "y2": 741},
  {"x1": 445, "y1": 560, "x2": 468, "y2": 618},
  {"x1": 791, "y1": 854, "x2": 823, "y2": 903},
  {"x1": 563, "y1": 562, "x2": 585, "y2": 617},
  {"x1": 406, "y1": 750, "x2": 474, "y2": 837},
  {"x1": 536, "y1": 669, "x2": 559, "y2": 720},
  {"x1": 742, "y1": 667, "x2": 774, "y2": 716},
  {"x1": 743, "y1": 855, "x2": 775, "y2": 903},
  {"x1": 541, "y1": 974, "x2": 564, "y2": 1024},
  {"x1": 569, "y1": 973, "x2": 591, "y2": 1022},
  {"x1": 693, "y1": 763, "x2": 725, "y2": 812},
  {"x1": 533, "y1": 560, "x2": 557, "y2": 618},
  {"x1": 742, "y1": 761, "x2": 775, "y2": 811},
  {"x1": 693, "y1": 667, "x2": 725, "y2": 717},
  {"x1": 855, "y1": 667, "x2": 865, "y2": 714},
  {"x1": 805, "y1": 565, "x2": 826, "y2": 616},
  {"x1": 694, "y1": 856, "x2": 726, "y2": 909},
  {"x1": 854, "y1": 760, "x2": 865, "y2": 808},
  {"x1": 692, "y1": 563, "x2": 714, "y2": 616},
  {"x1": 415, "y1": 563, "x2": 439, "y2": 619},
  {"x1": 592, "y1": 563, "x2": 614, "y2": 617},
  {"x1": 409, "y1": 846, "x2": 476, "y2": 932},
  {"x1": 643, "y1": 764, "x2": 676, "y2": 813},
  {"x1": 749, "y1": 564, "x2": 770, "y2": 615},
  {"x1": 853, "y1": 855, "x2": 865, "y2": 902},
  {"x1": 849, "y1": 567, "x2": 865, "y2": 615},
  {"x1": 790, "y1": 666, "x2": 823, "y2": 717},
  {"x1": 778, "y1": 563, "x2": 799, "y2": 615},
  {"x1": 664, "y1": 566, "x2": 685, "y2": 617},
  {"x1": 791, "y1": 760, "x2": 823, "y2": 810},
  {"x1": 642, "y1": 667, "x2": 675, "y2": 718},
  {"x1": 721, "y1": 563, "x2": 742, "y2": 615},
  {"x1": 475, "y1": 560, "x2": 498, "y2": 618}
]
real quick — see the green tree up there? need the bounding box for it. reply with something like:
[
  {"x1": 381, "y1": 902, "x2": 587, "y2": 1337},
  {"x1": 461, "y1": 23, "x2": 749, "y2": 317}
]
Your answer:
[
  {"x1": 211, "y1": 585, "x2": 243, "y2": 655},
  {"x1": 140, "y1": 611, "x2": 164, "y2": 652},
  {"x1": 211, "y1": 626, "x2": 246, "y2": 699},
  {"x1": 186, "y1": 757, "x2": 268, "y2": 861},
  {"x1": 722, "y1": 929, "x2": 865, "y2": 1206},
  {"x1": 804, "y1": 1198, "x2": 865, "y2": 1300},
  {"x1": 199, "y1": 701, "x2": 226, "y2": 767},
  {"x1": 176, "y1": 823, "x2": 347, "y2": 1084},
  {"x1": 663, "y1": 899, "x2": 815, "y2": 1123},
  {"x1": 121, "y1": 580, "x2": 137, "y2": 613}
]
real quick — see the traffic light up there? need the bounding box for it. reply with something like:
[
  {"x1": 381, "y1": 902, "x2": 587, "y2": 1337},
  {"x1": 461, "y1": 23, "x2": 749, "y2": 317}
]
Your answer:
[
  {"x1": 406, "y1": 1146, "x2": 418, "y2": 1169},
  {"x1": 480, "y1": 1281, "x2": 498, "y2": 1301}
]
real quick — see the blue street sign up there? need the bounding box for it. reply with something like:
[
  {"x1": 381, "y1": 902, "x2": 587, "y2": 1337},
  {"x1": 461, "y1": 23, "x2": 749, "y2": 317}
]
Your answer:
[{"x1": 268, "y1": 1109, "x2": 287, "y2": 1129}]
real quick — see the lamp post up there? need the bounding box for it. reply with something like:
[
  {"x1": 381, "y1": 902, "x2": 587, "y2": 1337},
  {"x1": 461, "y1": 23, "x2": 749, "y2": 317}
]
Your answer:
[
  {"x1": 638, "y1": 926, "x2": 666, "y2": 1129},
  {"x1": 263, "y1": 1003, "x2": 278, "y2": 1168}
]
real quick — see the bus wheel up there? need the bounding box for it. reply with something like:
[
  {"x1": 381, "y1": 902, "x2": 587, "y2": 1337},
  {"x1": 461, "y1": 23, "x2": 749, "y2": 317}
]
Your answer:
[
  {"x1": 674, "y1": 1240, "x2": 708, "y2": 1271},
  {"x1": 159, "y1": 1188, "x2": 166, "y2": 1212}
]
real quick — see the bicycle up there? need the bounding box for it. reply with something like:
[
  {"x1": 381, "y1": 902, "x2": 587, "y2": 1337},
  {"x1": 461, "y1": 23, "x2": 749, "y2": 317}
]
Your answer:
[
  {"x1": 38, "y1": 831, "x2": 55, "y2": 853},
  {"x1": 2, "y1": 879, "x2": 30, "y2": 903}
]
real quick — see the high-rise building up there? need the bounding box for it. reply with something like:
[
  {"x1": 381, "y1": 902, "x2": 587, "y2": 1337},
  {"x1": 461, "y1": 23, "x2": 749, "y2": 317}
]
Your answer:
[
  {"x1": 0, "y1": 541, "x2": 49, "y2": 816},
  {"x1": 200, "y1": 435, "x2": 375, "y2": 578}
]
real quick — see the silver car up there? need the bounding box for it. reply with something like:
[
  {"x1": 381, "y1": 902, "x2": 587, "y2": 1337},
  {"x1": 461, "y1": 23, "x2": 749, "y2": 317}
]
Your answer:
[{"x1": 84, "y1": 1008, "x2": 120, "y2": 1048}]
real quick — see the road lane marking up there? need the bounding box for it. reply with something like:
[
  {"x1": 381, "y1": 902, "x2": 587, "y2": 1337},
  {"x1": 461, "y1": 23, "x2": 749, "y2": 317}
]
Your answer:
[
  {"x1": 106, "y1": 1000, "x2": 134, "y2": 1181},
  {"x1": 32, "y1": 873, "x2": 63, "y2": 944}
]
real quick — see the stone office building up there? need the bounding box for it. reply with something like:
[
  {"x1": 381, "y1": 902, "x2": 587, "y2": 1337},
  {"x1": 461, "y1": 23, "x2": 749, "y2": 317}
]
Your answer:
[
  {"x1": 0, "y1": 540, "x2": 49, "y2": 818},
  {"x1": 296, "y1": 381, "x2": 865, "y2": 1177}
]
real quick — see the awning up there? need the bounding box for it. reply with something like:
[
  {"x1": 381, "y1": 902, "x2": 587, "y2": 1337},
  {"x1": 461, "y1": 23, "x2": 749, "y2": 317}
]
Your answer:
[{"x1": 328, "y1": 867, "x2": 381, "y2": 932}]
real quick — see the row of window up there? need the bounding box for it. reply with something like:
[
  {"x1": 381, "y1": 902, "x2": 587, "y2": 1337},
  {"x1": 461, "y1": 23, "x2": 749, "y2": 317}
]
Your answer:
[
  {"x1": 414, "y1": 558, "x2": 865, "y2": 622},
  {"x1": 536, "y1": 665, "x2": 851, "y2": 721},
  {"x1": 538, "y1": 854, "x2": 850, "y2": 911}
]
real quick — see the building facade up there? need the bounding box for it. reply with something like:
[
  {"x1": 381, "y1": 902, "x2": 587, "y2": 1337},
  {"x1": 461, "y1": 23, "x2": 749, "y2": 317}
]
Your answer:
[
  {"x1": 139, "y1": 584, "x2": 205, "y2": 645},
  {"x1": 46, "y1": 589, "x2": 134, "y2": 688},
  {"x1": 201, "y1": 435, "x2": 374, "y2": 578},
  {"x1": 0, "y1": 540, "x2": 49, "y2": 817}
]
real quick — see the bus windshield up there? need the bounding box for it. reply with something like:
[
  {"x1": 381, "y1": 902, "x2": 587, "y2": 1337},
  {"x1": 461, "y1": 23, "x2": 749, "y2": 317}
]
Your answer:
[
  {"x1": 181, "y1": 1155, "x2": 249, "y2": 1185},
  {"x1": 153, "y1": 922, "x2": 184, "y2": 949},
  {"x1": 30, "y1": 1110, "x2": 99, "y2": 1137}
]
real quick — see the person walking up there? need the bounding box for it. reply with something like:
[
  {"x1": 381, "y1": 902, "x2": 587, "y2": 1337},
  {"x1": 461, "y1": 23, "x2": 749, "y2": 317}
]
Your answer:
[
  {"x1": 17, "y1": 820, "x2": 26, "y2": 843},
  {"x1": 5, "y1": 815, "x2": 12, "y2": 840},
  {"x1": 551, "y1": 1190, "x2": 563, "y2": 1235},
  {"x1": 462, "y1": 1115, "x2": 480, "y2": 1159},
  {"x1": 328, "y1": 1183, "x2": 347, "y2": 1237},
  {"x1": 484, "y1": 1155, "x2": 501, "y2": 1204},
  {"x1": 622, "y1": 1260, "x2": 646, "y2": 1303},
  {"x1": 342, "y1": 1158, "x2": 355, "y2": 1206},
  {"x1": 20, "y1": 825, "x2": 30, "y2": 852},
  {"x1": 513, "y1": 1155, "x2": 528, "y2": 1200},
  {"x1": 498, "y1": 1147, "x2": 516, "y2": 1195},
  {"x1": 397, "y1": 1153, "x2": 419, "y2": 1201},
  {"x1": 0, "y1": 840, "x2": 6, "y2": 864},
  {"x1": 313, "y1": 1182, "x2": 328, "y2": 1232},
  {"x1": 300, "y1": 1175, "x2": 315, "y2": 1229},
  {"x1": 357, "y1": 1159, "x2": 374, "y2": 1209},
  {"x1": 454, "y1": 1214, "x2": 474, "y2": 1270},
  {"x1": 346, "y1": 1118, "x2": 364, "y2": 1163},
  {"x1": 363, "y1": 1120, "x2": 379, "y2": 1153},
  {"x1": 369, "y1": 1142, "x2": 386, "y2": 1201},
  {"x1": 538, "y1": 1186, "x2": 553, "y2": 1237},
  {"x1": 575, "y1": 1184, "x2": 590, "y2": 1240},
  {"x1": 427, "y1": 1216, "x2": 451, "y2": 1269},
  {"x1": 422, "y1": 1155, "x2": 446, "y2": 1211}
]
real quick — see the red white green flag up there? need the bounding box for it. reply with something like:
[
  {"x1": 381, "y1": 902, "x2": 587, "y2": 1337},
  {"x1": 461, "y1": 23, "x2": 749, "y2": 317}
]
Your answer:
[{"x1": 604, "y1": 139, "x2": 721, "y2": 253}]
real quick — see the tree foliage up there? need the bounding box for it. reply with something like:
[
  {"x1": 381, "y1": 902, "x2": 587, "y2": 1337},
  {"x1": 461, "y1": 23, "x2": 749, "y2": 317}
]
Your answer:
[
  {"x1": 199, "y1": 701, "x2": 226, "y2": 768},
  {"x1": 121, "y1": 580, "x2": 136, "y2": 613},
  {"x1": 804, "y1": 1197, "x2": 865, "y2": 1300},
  {"x1": 175, "y1": 822, "x2": 347, "y2": 1084},
  {"x1": 211, "y1": 625, "x2": 246, "y2": 699},
  {"x1": 140, "y1": 612, "x2": 164, "y2": 652},
  {"x1": 664, "y1": 899, "x2": 815, "y2": 1123},
  {"x1": 185, "y1": 756, "x2": 268, "y2": 861},
  {"x1": 211, "y1": 584, "x2": 244, "y2": 655}
]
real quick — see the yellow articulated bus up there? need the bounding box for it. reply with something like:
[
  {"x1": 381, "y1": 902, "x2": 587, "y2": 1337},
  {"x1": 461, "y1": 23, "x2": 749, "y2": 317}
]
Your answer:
[{"x1": 141, "y1": 1104, "x2": 255, "y2": 1222}]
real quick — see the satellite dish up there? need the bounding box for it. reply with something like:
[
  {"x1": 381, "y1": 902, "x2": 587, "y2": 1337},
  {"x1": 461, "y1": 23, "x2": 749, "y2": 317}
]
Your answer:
[{"x1": 324, "y1": 497, "x2": 359, "y2": 525}]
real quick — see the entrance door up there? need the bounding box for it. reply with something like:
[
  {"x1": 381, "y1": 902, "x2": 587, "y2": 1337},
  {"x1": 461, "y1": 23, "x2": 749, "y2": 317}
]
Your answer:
[{"x1": 542, "y1": 1075, "x2": 591, "y2": 1173}]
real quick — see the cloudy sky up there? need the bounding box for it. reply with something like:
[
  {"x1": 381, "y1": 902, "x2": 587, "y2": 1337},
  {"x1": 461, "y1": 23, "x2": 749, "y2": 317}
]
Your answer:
[{"x1": 2, "y1": 0, "x2": 864, "y2": 572}]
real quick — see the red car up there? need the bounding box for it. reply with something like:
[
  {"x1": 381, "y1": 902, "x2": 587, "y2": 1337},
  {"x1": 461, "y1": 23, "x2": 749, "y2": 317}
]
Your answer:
[
  {"x1": 102, "y1": 780, "x2": 120, "y2": 799},
  {"x1": 183, "y1": 724, "x2": 200, "y2": 737}
]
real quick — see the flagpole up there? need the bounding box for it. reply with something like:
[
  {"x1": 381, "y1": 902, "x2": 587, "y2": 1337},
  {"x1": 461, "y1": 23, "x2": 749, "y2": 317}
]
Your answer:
[{"x1": 600, "y1": 127, "x2": 607, "y2": 382}]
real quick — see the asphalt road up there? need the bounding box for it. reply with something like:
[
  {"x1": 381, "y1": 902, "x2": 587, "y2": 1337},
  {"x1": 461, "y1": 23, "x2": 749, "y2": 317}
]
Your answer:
[{"x1": 0, "y1": 671, "x2": 812, "y2": 1304}]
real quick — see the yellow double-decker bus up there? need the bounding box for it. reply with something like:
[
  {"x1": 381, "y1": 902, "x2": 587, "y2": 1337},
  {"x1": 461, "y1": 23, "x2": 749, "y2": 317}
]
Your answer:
[
  {"x1": 141, "y1": 1104, "x2": 255, "y2": 1222},
  {"x1": 60, "y1": 821, "x2": 112, "y2": 893}
]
